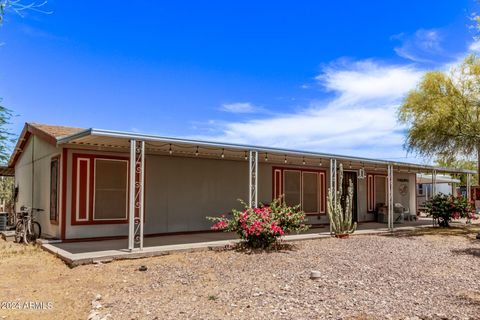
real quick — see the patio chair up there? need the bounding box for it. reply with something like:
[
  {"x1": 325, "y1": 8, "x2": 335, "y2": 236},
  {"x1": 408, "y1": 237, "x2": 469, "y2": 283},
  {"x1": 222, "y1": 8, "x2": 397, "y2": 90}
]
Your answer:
[{"x1": 393, "y1": 203, "x2": 406, "y2": 223}]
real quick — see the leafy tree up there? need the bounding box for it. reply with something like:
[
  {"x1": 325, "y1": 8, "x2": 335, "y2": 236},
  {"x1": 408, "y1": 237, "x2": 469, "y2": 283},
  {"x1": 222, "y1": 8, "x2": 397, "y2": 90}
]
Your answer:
[
  {"x1": 435, "y1": 157, "x2": 477, "y2": 186},
  {"x1": 398, "y1": 54, "x2": 480, "y2": 184}
]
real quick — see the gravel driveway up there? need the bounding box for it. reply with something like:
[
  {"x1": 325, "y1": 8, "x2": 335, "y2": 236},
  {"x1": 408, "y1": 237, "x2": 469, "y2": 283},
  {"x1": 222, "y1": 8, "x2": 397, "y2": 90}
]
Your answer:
[{"x1": 90, "y1": 227, "x2": 480, "y2": 320}]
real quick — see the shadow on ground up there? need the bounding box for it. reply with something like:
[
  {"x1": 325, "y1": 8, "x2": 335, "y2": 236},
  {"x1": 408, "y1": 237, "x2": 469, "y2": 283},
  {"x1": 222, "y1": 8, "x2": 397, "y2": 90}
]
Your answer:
[
  {"x1": 380, "y1": 225, "x2": 480, "y2": 241},
  {"x1": 452, "y1": 247, "x2": 480, "y2": 258},
  {"x1": 210, "y1": 241, "x2": 299, "y2": 255}
]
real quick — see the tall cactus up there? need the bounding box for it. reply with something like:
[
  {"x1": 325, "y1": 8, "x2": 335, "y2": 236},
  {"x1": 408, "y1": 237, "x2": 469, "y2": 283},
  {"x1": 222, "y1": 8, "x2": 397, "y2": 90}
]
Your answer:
[{"x1": 327, "y1": 163, "x2": 357, "y2": 235}]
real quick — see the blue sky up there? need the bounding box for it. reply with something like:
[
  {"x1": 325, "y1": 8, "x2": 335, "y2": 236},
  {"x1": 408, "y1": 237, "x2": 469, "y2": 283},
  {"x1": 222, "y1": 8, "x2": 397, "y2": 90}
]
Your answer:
[{"x1": 0, "y1": 0, "x2": 479, "y2": 162}]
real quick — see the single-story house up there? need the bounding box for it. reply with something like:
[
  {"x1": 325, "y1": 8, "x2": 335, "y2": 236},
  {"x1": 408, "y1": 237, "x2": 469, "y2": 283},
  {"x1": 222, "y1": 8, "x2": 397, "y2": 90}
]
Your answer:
[{"x1": 6, "y1": 123, "x2": 475, "y2": 249}]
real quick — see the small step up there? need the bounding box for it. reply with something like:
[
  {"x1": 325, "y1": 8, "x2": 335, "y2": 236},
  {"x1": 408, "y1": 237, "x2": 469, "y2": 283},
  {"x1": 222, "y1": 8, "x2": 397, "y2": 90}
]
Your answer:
[{"x1": 1, "y1": 230, "x2": 16, "y2": 242}]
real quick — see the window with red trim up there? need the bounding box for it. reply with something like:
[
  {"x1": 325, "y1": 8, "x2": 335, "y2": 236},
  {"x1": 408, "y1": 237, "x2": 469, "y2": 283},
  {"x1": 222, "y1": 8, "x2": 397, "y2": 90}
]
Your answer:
[
  {"x1": 71, "y1": 154, "x2": 129, "y2": 224},
  {"x1": 273, "y1": 167, "x2": 326, "y2": 215}
]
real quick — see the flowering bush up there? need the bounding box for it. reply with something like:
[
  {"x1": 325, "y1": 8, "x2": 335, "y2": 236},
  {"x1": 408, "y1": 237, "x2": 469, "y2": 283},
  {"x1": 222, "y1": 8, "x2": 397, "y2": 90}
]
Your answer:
[
  {"x1": 425, "y1": 194, "x2": 477, "y2": 227},
  {"x1": 207, "y1": 197, "x2": 310, "y2": 248}
]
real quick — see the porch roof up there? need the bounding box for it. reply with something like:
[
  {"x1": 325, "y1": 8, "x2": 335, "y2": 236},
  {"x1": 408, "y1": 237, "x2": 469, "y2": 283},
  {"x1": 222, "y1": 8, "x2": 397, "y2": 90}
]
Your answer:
[{"x1": 55, "y1": 127, "x2": 476, "y2": 175}]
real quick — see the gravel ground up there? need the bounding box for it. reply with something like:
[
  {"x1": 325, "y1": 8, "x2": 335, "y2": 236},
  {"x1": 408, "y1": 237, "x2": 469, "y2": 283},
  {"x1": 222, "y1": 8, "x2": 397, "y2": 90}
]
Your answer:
[
  {"x1": 1, "y1": 226, "x2": 479, "y2": 320},
  {"x1": 89, "y1": 228, "x2": 480, "y2": 320}
]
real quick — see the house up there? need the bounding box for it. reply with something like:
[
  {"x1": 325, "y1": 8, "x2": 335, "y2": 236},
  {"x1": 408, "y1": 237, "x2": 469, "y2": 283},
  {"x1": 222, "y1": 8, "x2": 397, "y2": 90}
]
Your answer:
[
  {"x1": 6, "y1": 123, "x2": 475, "y2": 249},
  {"x1": 416, "y1": 173, "x2": 460, "y2": 213}
]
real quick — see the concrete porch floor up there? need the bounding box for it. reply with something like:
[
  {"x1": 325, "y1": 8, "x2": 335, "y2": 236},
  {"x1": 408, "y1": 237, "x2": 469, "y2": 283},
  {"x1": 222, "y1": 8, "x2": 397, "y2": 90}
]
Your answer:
[{"x1": 41, "y1": 218, "x2": 436, "y2": 267}]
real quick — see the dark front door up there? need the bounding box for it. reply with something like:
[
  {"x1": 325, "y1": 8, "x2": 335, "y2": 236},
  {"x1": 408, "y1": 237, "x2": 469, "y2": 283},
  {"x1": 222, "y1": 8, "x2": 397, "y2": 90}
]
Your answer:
[{"x1": 341, "y1": 171, "x2": 358, "y2": 222}]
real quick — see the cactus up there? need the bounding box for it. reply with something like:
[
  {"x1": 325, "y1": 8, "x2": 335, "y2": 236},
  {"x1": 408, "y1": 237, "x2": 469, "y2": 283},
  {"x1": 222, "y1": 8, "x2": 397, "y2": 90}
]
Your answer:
[{"x1": 327, "y1": 163, "x2": 357, "y2": 236}]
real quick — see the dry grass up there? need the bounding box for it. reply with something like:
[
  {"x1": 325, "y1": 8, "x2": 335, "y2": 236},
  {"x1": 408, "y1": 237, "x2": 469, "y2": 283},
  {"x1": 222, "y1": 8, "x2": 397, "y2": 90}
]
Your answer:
[
  {"x1": 0, "y1": 241, "x2": 40, "y2": 259},
  {"x1": 0, "y1": 241, "x2": 99, "y2": 320}
]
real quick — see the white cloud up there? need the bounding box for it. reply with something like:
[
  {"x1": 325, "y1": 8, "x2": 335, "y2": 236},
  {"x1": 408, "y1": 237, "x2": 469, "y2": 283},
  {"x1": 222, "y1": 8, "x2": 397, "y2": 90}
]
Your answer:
[
  {"x1": 193, "y1": 59, "x2": 425, "y2": 161},
  {"x1": 317, "y1": 60, "x2": 423, "y2": 106},
  {"x1": 220, "y1": 102, "x2": 260, "y2": 113},
  {"x1": 469, "y1": 40, "x2": 480, "y2": 53},
  {"x1": 394, "y1": 29, "x2": 445, "y2": 63}
]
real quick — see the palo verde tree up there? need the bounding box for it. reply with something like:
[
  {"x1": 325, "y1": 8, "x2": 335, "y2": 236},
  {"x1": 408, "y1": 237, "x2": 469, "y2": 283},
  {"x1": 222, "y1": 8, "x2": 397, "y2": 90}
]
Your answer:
[{"x1": 398, "y1": 54, "x2": 480, "y2": 184}]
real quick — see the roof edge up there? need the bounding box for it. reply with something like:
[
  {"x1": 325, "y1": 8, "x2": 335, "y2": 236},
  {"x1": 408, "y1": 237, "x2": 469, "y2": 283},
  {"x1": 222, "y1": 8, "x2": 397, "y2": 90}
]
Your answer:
[{"x1": 57, "y1": 127, "x2": 477, "y2": 175}]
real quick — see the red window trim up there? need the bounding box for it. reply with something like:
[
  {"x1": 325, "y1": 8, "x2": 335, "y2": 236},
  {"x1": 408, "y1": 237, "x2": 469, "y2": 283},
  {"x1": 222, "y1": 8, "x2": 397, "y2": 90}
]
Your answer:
[
  {"x1": 61, "y1": 148, "x2": 68, "y2": 239},
  {"x1": 71, "y1": 153, "x2": 131, "y2": 225},
  {"x1": 272, "y1": 166, "x2": 327, "y2": 215},
  {"x1": 50, "y1": 155, "x2": 60, "y2": 224}
]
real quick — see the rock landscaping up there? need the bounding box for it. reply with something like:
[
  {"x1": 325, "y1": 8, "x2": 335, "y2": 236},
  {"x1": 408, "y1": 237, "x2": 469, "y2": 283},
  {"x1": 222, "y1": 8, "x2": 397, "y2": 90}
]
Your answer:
[{"x1": 1, "y1": 225, "x2": 479, "y2": 319}]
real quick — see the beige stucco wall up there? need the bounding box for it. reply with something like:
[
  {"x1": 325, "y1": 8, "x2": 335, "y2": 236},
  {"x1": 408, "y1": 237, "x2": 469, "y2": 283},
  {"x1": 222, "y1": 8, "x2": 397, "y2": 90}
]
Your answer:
[
  {"x1": 60, "y1": 147, "x2": 417, "y2": 239},
  {"x1": 14, "y1": 135, "x2": 61, "y2": 238}
]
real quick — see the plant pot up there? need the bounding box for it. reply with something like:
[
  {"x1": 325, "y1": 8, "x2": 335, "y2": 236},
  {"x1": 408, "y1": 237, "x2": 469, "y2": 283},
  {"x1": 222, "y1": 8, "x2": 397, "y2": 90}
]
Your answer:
[{"x1": 335, "y1": 233, "x2": 350, "y2": 239}]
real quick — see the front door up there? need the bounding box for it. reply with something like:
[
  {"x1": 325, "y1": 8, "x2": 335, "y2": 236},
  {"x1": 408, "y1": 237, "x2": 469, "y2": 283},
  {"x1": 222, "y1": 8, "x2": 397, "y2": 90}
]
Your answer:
[{"x1": 341, "y1": 171, "x2": 358, "y2": 222}]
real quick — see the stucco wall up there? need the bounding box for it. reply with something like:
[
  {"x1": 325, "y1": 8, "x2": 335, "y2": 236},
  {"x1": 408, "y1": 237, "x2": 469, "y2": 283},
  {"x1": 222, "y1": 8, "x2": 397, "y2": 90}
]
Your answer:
[
  {"x1": 14, "y1": 135, "x2": 61, "y2": 238},
  {"x1": 63, "y1": 148, "x2": 418, "y2": 239}
]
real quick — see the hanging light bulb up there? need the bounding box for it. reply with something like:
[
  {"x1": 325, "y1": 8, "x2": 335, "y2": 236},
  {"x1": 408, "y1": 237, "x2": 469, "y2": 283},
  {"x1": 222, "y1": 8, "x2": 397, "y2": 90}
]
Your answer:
[
  {"x1": 349, "y1": 161, "x2": 352, "y2": 169},
  {"x1": 169, "y1": 144, "x2": 173, "y2": 155},
  {"x1": 265, "y1": 153, "x2": 268, "y2": 162},
  {"x1": 319, "y1": 159, "x2": 322, "y2": 166},
  {"x1": 302, "y1": 157, "x2": 306, "y2": 165},
  {"x1": 221, "y1": 148, "x2": 225, "y2": 159},
  {"x1": 195, "y1": 146, "x2": 199, "y2": 157},
  {"x1": 284, "y1": 155, "x2": 287, "y2": 164},
  {"x1": 244, "y1": 151, "x2": 248, "y2": 160}
]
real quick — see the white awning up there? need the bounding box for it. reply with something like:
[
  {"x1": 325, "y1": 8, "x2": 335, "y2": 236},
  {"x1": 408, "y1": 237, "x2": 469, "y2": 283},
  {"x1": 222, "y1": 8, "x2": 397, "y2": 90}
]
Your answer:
[{"x1": 417, "y1": 174, "x2": 460, "y2": 184}]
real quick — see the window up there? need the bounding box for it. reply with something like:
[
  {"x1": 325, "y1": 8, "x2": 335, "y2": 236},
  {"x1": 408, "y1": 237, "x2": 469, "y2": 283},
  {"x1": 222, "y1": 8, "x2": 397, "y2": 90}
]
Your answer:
[
  {"x1": 50, "y1": 157, "x2": 59, "y2": 222},
  {"x1": 275, "y1": 168, "x2": 326, "y2": 215},
  {"x1": 367, "y1": 174, "x2": 387, "y2": 212},
  {"x1": 94, "y1": 159, "x2": 128, "y2": 220},
  {"x1": 302, "y1": 172, "x2": 319, "y2": 213},
  {"x1": 284, "y1": 170, "x2": 301, "y2": 207},
  {"x1": 71, "y1": 154, "x2": 129, "y2": 224}
]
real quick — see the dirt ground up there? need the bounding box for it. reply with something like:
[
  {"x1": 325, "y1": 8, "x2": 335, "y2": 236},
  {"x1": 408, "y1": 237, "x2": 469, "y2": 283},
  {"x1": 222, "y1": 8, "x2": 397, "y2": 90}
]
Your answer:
[{"x1": 0, "y1": 225, "x2": 479, "y2": 320}]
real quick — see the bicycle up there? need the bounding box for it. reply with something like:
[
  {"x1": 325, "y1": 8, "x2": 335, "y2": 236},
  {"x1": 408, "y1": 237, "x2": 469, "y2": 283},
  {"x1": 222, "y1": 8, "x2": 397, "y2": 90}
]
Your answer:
[{"x1": 14, "y1": 206, "x2": 43, "y2": 244}]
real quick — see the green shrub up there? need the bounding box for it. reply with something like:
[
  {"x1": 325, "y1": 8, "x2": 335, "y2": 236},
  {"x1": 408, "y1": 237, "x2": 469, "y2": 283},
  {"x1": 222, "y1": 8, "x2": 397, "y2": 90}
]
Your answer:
[
  {"x1": 207, "y1": 197, "x2": 310, "y2": 248},
  {"x1": 425, "y1": 194, "x2": 477, "y2": 227}
]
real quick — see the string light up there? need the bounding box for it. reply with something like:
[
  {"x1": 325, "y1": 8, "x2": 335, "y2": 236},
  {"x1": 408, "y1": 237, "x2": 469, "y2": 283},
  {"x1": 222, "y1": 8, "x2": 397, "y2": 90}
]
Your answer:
[
  {"x1": 302, "y1": 157, "x2": 306, "y2": 165},
  {"x1": 244, "y1": 151, "x2": 248, "y2": 160},
  {"x1": 195, "y1": 146, "x2": 199, "y2": 157},
  {"x1": 221, "y1": 148, "x2": 225, "y2": 159},
  {"x1": 169, "y1": 144, "x2": 173, "y2": 155},
  {"x1": 349, "y1": 161, "x2": 352, "y2": 169},
  {"x1": 265, "y1": 153, "x2": 268, "y2": 162},
  {"x1": 319, "y1": 159, "x2": 322, "y2": 166},
  {"x1": 284, "y1": 155, "x2": 287, "y2": 164}
]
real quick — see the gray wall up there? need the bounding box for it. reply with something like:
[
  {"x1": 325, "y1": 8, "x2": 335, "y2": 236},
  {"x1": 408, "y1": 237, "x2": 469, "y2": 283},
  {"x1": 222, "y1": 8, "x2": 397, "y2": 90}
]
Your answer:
[
  {"x1": 13, "y1": 144, "x2": 417, "y2": 240},
  {"x1": 14, "y1": 135, "x2": 61, "y2": 238}
]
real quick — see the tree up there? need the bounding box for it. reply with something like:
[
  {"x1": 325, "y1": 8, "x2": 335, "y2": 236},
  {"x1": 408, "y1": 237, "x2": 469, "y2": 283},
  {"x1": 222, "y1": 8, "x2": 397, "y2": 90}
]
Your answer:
[
  {"x1": 435, "y1": 157, "x2": 477, "y2": 186},
  {"x1": 398, "y1": 54, "x2": 480, "y2": 184}
]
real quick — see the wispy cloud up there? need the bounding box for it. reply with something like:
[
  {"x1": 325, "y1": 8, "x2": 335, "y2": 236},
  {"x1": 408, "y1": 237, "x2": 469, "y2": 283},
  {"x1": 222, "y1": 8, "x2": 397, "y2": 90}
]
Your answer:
[
  {"x1": 393, "y1": 29, "x2": 446, "y2": 63},
  {"x1": 192, "y1": 31, "x2": 478, "y2": 162},
  {"x1": 317, "y1": 59, "x2": 423, "y2": 105},
  {"x1": 194, "y1": 59, "x2": 424, "y2": 160},
  {"x1": 220, "y1": 102, "x2": 263, "y2": 113}
]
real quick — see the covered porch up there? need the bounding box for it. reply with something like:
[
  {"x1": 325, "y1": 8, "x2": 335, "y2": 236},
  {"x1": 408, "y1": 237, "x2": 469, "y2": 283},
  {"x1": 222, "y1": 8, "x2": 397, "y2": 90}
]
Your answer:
[{"x1": 56, "y1": 128, "x2": 475, "y2": 251}]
